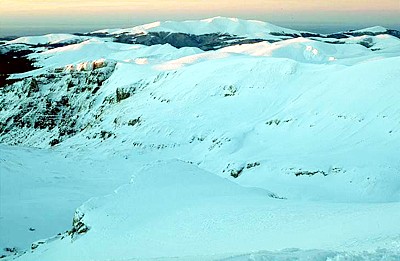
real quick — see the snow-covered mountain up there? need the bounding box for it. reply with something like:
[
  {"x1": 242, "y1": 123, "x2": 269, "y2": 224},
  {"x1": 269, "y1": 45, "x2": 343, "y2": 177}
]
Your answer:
[
  {"x1": 1, "y1": 17, "x2": 400, "y2": 260},
  {"x1": 92, "y1": 16, "x2": 300, "y2": 39}
]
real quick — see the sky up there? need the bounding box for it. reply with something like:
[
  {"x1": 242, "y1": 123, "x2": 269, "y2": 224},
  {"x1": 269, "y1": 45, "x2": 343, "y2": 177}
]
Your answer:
[{"x1": 0, "y1": 0, "x2": 399, "y2": 37}]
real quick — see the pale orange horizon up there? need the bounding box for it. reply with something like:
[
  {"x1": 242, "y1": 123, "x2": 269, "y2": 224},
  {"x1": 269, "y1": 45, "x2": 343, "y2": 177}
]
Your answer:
[{"x1": 1, "y1": 0, "x2": 399, "y2": 36}]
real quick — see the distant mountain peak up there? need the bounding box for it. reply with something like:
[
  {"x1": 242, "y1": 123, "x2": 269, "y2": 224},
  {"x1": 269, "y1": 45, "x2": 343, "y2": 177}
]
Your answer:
[
  {"x1": 353, "y1": 25, "x2": 388, "y2": 33},
  {"x1": 92, "y1": 17, "x2": 298, "y2": 38}
]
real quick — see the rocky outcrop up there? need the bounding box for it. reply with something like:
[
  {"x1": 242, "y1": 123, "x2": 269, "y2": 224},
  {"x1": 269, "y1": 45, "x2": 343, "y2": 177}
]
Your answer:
[
  {"x1": 69, "y1": 209, "x2": 89, "y2": 237},
  {"x1": 0, "y1": 60, "x2": 116, "y2": 147}
]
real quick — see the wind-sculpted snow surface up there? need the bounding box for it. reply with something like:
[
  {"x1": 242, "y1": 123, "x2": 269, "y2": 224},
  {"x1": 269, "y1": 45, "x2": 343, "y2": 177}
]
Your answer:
[
  {"x1": 11, "y1": 161, "x2": 400, "y2": 261},
  {"x1": 1, "y1": 17, "x2": 400, "y2": 260},
  {"x1": 221, "y1": 249, "x2": 400, "y2": 261},
  {"x1": 0, "y1": 144, "x2": 137, "y2": 256}
]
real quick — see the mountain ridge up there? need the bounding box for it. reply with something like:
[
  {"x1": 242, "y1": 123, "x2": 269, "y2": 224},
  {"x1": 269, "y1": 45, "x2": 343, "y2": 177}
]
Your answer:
[{"x1": 4, "y1": 17, "x2": 399, "y2": 48}]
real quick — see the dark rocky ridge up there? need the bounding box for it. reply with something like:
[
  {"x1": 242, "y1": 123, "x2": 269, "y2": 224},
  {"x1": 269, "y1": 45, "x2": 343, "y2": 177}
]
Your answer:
[
  {"x1": 0, "y1": 47, "x2": 37, "y2": 87},
  {"x1": 77, "y1": 27, "x2": 400, "y2": 52},
  {"x1": 77, "y1": 31, "x2": 271, "y2": 51},
  {"x1": 345, "y1": 29, "x2": 400, "y2": 38}
]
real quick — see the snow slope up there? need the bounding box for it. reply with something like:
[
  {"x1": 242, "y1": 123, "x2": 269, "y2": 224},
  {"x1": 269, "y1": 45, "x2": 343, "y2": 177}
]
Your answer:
[
  {"x1": 29, "y1": 39, "x2": 202, "y2": 69},
  {"x1": 6, "y1": 34, "x2": 85, "y2": 46},
  {"x1": 14, "y1": 161, "x2": 400, "y2": 261},
  {"x1": 0, "y1": 144, "x2": 139, "y2": 255},
  {"x1": 353, "y1": 26, "x2": 388, "y2": 34},
  {"x1": 1, "y1": 17, "x2": 400, "y2": 260}
]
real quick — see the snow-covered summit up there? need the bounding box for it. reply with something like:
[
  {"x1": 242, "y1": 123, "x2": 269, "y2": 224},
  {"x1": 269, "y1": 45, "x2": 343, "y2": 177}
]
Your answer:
[
  {"x1": 353, "y1": 25, "x2": 388, "y2": 34},
  {"x1": 94, "y1": 16, "x2": 300, "y2": 38}
]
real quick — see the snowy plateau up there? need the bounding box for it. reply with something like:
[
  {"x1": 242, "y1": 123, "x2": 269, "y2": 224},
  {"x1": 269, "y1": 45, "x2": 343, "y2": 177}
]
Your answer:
[{"x1": 0, "y1": 17, "x2": 400, "y2": 261}]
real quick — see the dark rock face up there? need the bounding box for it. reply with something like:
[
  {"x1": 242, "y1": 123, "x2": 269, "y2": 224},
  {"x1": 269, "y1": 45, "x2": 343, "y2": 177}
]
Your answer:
[
  {"x1": 0, "y1": 61, "x2": 116, "y2": 146},
  {"x1": 387, "y1": 29, "x2": 400, "y2": 39},
  {"x1": 0, "y1": 38, "x2": 88, "y2": 88},
  {"x1": 230, "y1": 167, "x2": 244, "y2": 178},
  {"x1": 0, "y1": 47, "x2": 37, "y2": 88},
  {"x1": 126, "y1": 32, "x2": 268, "y2": 50},
  {"x1": 69, "y1": 210, "x2": 89, "y2": 236},
  {"x1": 300, "y1": 32, "x2": 322, "y2": 38},
  {"x1": 328, "y1": 29, "x2": 400, "y2": 39},
  {"x1": 295, "y1": 170, "x2": 328, "y2": 177},
  {"x1": 270, "y1": 32, "x2": 302, "y2": 38},
  {"x1": 325, "y1": 33, "x2": 350, "y2": 39},
  {"x1": 116, "y1": 87, "x2": 132, "y2": 103},
  {"x1": 81, "y1": 31, "x2": 270, "y2": 51}
]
